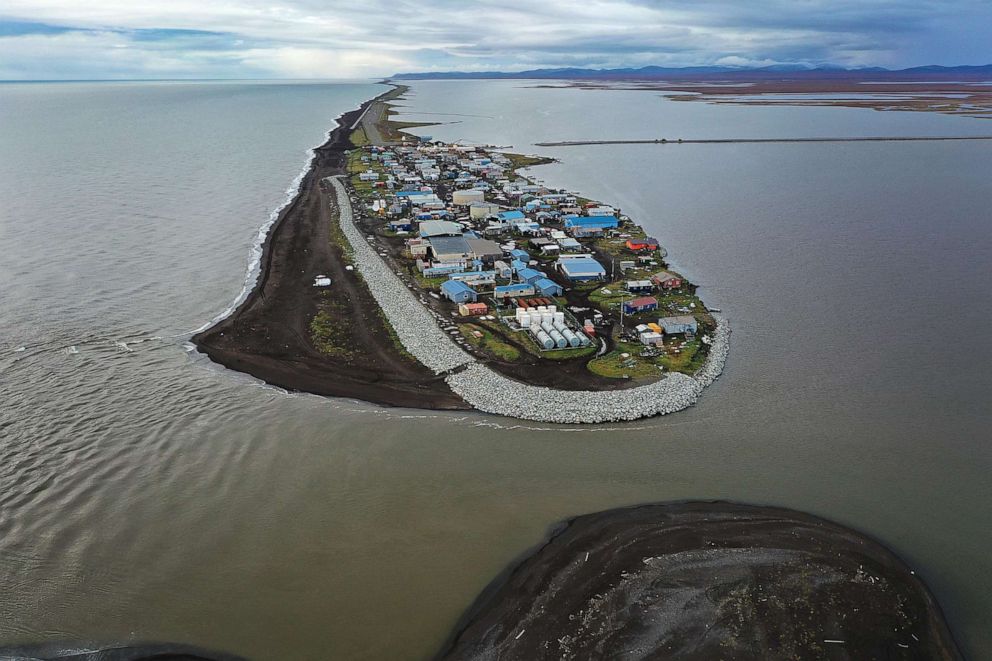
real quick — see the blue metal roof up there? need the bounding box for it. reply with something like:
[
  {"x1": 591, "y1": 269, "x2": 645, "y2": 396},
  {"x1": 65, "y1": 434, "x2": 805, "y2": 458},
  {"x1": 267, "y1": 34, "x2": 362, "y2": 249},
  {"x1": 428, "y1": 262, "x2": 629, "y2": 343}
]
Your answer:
[
  {"x1": 441, "y1": 280, "x2": 476, "y2": 295},
  {"x1": 517, "y1": 267, "x2": 546, "y2": 283},
  {"x1": 498, "y1": 210, "x2": 526, "y2": 221},
  {"x1": 563, "y1": 215, "x2": 619, "y2": 228},
  {"x1": 534, "y1": 278, "x2": 562, "y2": 294},
  {"x1": 495, "y1": 283, "x2": 534, "y2": 294}
]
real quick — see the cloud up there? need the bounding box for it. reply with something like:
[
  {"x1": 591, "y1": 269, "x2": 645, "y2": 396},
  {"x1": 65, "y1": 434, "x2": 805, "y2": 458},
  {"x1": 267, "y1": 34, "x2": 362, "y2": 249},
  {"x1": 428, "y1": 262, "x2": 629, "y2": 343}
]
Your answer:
[{"x1": 0, "y1": 0, "x2": 989, "y2": 79}]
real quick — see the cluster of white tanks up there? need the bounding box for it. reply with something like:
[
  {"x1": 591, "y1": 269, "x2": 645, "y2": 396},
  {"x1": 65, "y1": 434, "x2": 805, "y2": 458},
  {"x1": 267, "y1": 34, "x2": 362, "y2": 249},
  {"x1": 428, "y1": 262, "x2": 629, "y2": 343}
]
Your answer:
[{"x1": 514, "y1": 305, "x2": 592, "y2": 351}]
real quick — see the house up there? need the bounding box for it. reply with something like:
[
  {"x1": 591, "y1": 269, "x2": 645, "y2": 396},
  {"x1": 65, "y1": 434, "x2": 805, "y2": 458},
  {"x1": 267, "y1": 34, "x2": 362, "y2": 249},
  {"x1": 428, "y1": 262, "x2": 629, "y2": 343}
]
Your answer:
[
  {"x1": 651, "y1": 270, "x2": 683, "y2": 289},
  {"x1": 440, "y1": 280, "x2": 478, "y2": 304},
  {"x1": 494, "y1": 283, "x2": 536, "y2": 300},
  {"x1": 429, "y1": 236, "x2": 472, "y2": 262},
  {"x1": 557, "y1": 255, "x2": 607, "y2": 282},
  {"x1": 497, "y1": 210, "x2": 526, "y2": 223},
  {"x1": 358, "y1": 170, "x2": 380, "y2": 181},
  {"x1": 512, "y1": 221, "x2": 542, "y2": 235},
  {"x1": 422, "y1": 263, "x2": 462, "y2": 278},
  {"x1": 389, "y1": 220, "x2": 413, "y2": 232},
  {"x1": 406, "y1": 238, "x2": 429, "y2": 257},
  {"x1": 563, "y1": 215, "x2": 620, "y2": 232},
  {"x1": 419, "y1": 220, "x2": 463, "y2": 237},
  {"x1": 493, "y1": 260, "x2": 513, "y2": 279},
  {"x1": 586, "y1": 205, "x2": 616, "y2": 217},
  {"x1": 540, "y1": 243, "x2": 561, "y2": 256},
  {"x1": 449, "y1": 271, "x2": 496, "y2": 286},
  {"x1": 623, "y1": 296, "x2": 658, "y2": 315},
  {"x1": 626, "y1": 280, "x2": 654, "y2": 294},
  {"x1": 619, "y1": 260, "x2": 636, "y2": 271},
  {"x1": 509, "y1": 249, "x2": 530, "y2": 261},
  {"x1": 458, "y1": 302, "x2": 488, "y2": 316},
  {"x1": 626, "y1": 237, "x2": 660, "y2": 252},
  {"x1": 658, "y1": 315, "x2": 698, "y2": 336},
  {"x1": 557, "y1": 237, "x2": 582, "y2": 252},
  {"x1": 533, "y1": 277, "x2": 563, "y2": 297}
]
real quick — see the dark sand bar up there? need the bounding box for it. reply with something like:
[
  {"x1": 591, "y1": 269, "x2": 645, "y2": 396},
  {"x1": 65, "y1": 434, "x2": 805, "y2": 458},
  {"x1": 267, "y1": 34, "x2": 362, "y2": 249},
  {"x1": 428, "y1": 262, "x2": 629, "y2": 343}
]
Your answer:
[
  {"x1": 439, "y1": 502, "x2": 961, "y2": 660},
  {"x1": 192, "y1": 89, "x2": 468, "y2": 410}
]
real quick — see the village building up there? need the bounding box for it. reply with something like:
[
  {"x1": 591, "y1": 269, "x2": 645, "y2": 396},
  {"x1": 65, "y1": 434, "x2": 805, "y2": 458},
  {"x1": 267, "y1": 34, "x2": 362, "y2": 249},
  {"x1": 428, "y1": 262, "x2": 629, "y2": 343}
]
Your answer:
[
  {"x1": 651, "y1": 270, "x2": 684, "y2": 289},
  {"x1": 623, "y1": 296, "x2": 659, "y2": 315},
  {"x1": 428, "y1": 235, "x2": 472, "y2": 262},
  {"x1": 658, "y1": 315, "x2": 698, "y2": 336},
  {"x1": 557, "y1": 255, "x2": 607, "y2": 282},
  {"x1": 440, "y1": 280, "x2": 478, "y2": 304}
]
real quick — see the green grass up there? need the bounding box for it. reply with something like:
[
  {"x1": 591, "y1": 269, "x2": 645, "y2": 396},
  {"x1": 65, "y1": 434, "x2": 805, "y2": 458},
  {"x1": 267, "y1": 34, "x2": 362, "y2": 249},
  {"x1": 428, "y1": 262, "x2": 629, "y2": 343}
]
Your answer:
[
  {"x1": 460, "y1": 323, "x2": 522, "y2": 361},
  {"x1": 587, "y1": 344, "x2": 663, "y2": 379},
  {"x1": 349, "y1": 127, "x2": 370, "y2": 147},
  {"x1": 309, "y1": 298, "x2": 354, "y2": 358}
]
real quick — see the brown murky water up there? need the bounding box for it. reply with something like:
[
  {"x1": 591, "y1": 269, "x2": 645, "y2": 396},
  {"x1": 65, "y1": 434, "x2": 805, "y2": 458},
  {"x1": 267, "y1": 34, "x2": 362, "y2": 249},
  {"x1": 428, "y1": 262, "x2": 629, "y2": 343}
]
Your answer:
[{"x1": 1, "y1": 79, "x2": 990, "y2": 659}]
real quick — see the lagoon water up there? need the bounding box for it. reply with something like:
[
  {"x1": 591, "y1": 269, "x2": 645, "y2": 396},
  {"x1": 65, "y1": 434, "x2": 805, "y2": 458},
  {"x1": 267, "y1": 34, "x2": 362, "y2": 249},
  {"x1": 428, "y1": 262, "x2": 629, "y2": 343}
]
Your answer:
[{"x1": 1, "y1": 79, "x2": 990, "y2": 659}]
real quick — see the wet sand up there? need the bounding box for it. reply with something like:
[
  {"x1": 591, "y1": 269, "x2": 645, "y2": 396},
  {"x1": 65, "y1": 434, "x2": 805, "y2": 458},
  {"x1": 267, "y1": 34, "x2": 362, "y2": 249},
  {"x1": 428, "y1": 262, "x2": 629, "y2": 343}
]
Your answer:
[
  {"x1": 438, "y1": 501, "x2": 961, "y2": 660},
  {"x1": 192, "y1": 90, "x2": 468, "y2": 410}
]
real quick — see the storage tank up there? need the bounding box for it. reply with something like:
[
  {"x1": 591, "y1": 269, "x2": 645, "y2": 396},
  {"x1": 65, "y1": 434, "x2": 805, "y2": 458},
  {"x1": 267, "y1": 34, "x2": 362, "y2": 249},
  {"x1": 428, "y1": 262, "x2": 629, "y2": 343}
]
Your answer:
[
  {"x1": 534, "y1": 330, "x2": 554, "y2": 350},
  {"x1": 452, "y1": 189, "x2": 485, "y2": 205},
  {"x1": 549, "y1": 329, "x2": 568, "y2": 349},
  {"x1": 578, "y1": 331, "x2": 592, "y2": 347},
  {"x1": 519, "y1": 312, "x2": 531, "y2": 328},
  {"x1": 540, "y1": 320, "x2": 555, "y2": 335},
  {"x1": 562, "y1": 328, "x2": 581, "y2": 348},
  {"x1": 553, "y1": 312, "x2": 565, "y2": 325}
]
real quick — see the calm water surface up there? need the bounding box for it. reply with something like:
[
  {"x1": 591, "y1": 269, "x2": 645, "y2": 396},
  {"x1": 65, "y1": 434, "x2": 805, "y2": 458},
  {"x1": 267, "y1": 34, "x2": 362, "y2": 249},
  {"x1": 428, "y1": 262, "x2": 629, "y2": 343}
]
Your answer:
[{"x1": 1, "y1": 79, "x2": 990, "y2": 659}]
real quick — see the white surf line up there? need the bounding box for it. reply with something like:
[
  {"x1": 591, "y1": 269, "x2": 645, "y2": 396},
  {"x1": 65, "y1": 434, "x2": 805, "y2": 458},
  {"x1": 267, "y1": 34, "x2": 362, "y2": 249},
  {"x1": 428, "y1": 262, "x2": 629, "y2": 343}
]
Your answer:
[{"x1": 329, "y1": 176, "x2": 730, "y2": 424}]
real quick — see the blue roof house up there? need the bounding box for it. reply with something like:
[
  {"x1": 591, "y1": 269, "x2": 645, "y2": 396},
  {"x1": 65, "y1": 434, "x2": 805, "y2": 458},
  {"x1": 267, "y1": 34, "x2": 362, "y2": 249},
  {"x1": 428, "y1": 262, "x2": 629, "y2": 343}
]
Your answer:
[
  {"x1": 494, "y1": 283, "x2": 536, "y2": 300},
  {"x1": 510, "y1": 249, "x2": 530, "y2": 261},
  {"x1": 440, "y1": 280, "x2": 478, "y2": 304},
  {"x1": 563, "y1": 215, "x2": 620, "y2": 230},
  {"x1": 517, "y1": 267, "x2": 546, "y2": 284},
  {"x1": 498, "y1": 210, "x2": 526, "y2": 223},
  {"x1": 534, "y1": 278, "x2": 563, "y2": 297}
]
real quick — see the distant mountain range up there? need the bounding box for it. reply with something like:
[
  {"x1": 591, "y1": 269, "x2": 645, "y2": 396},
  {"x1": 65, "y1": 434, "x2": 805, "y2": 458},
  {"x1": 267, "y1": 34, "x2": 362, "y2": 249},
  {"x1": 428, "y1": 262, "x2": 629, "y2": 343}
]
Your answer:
[{"x1": 391, "y1": 64, "x2": 992, "y2": 81}]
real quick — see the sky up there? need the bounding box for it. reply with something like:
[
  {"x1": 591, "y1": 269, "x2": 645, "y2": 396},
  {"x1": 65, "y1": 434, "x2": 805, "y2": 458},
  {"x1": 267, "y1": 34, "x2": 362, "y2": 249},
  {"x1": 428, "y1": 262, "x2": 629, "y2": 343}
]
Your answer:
[{"x1": 1, "y1": 0, "x2": 990, "y2": 80}]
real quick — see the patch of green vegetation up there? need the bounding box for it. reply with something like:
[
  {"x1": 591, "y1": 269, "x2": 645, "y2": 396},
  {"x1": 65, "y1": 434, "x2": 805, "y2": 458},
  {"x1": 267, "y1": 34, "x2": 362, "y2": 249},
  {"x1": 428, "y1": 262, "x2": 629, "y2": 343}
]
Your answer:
[
  {"x1": 587, "y1": 343, "x2": 662, "y2": 379},
  {"x1": 460, "y1": 323, "x2": 522, "y2": 361},
  {"x1": 541, "y1": 345, "x2": 597, "y2": 361},
  {"x1": 503, "y1": 151, "x2": 554, "y2": 175},
  {"x1": 309, "y1": 298, "x2": 354, "y2": 358},
  {"x1": 349, "y1": 127, "x2": 370, "y2": 147}
]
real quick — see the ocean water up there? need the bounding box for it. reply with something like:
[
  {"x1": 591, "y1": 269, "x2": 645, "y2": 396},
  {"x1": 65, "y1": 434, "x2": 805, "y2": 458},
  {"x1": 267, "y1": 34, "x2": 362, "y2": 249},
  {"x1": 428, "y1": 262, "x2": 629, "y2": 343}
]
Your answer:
[{"x1": 1, "y1": 79, "x2": 991, "y2": 659}]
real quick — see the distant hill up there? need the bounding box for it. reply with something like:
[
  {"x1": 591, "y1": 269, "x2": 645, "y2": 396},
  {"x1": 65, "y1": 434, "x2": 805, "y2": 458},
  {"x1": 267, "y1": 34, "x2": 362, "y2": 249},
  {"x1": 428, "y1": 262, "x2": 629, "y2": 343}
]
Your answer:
[{"x1": 391, "y1": 64, "x2": 992, "y2": 81}]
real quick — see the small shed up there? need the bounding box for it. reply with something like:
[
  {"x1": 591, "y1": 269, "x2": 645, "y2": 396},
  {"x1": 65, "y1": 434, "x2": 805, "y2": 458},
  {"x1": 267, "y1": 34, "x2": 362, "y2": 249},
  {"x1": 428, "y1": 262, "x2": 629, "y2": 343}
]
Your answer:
[{"x1": 458, "y1": 302, "x2": 488, "y2": 316}]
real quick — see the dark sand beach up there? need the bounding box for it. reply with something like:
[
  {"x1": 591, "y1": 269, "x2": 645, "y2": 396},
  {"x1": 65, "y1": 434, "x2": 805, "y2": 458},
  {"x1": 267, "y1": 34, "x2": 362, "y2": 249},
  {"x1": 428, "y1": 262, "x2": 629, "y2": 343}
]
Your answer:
[
  {"x1": 192, "y1": 90, "x2": 468, "y2": 410},
  {"x1": 439, "y1": 501, "x2": 961, "y2": 660}
]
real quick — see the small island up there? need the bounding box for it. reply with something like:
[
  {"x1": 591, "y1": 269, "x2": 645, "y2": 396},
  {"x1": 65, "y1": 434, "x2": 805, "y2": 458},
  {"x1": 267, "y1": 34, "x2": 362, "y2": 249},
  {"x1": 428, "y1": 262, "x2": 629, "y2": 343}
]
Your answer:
[
  {"x1": 194, "y1": 84, "x2": 729, "y2": 422},
  {"x1": 437, "y1": 501, "x2": 962, "y2": 660}
]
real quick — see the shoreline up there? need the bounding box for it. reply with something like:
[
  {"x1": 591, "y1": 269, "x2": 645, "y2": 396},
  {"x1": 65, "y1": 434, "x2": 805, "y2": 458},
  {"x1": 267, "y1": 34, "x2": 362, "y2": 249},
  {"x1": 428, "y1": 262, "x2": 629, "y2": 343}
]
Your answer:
[{"x1": 192, "y1": 86, "x2": 470, "y2": 411}]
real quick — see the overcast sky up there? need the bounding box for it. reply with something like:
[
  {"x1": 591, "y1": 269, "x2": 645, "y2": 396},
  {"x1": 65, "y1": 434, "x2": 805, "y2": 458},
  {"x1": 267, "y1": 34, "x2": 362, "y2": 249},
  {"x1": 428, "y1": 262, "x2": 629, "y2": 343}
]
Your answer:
[{"x1": 2, "y1": 0, "x2": 991, "y2": 79}]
